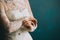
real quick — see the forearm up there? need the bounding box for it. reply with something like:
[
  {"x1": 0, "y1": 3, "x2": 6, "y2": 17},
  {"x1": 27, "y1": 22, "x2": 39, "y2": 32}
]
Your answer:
[{"x1": 0, "y1": 3, "x2": 10, "y2": 27}]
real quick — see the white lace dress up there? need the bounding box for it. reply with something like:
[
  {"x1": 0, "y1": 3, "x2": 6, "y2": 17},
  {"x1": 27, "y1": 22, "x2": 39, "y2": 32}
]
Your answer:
[{"x1": 4, "y1": 0, "x2": 33, "y2": 40}]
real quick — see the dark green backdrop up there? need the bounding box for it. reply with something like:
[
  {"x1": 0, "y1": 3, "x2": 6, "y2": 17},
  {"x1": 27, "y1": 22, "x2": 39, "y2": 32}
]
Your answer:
[{"x1": 29, "y1": 0, "x2": 60, "y2": 40}]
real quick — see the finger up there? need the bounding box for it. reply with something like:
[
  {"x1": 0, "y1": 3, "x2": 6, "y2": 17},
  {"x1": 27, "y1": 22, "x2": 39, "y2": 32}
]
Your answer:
[{"x1": 0, "y1": 3, "x2": 10, "y2": 27}]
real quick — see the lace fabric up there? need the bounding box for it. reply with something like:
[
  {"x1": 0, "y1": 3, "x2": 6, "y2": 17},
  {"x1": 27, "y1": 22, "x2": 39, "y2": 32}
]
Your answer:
[{"x1": 5, "y1": 0, "x2": 30, "y2": 21}]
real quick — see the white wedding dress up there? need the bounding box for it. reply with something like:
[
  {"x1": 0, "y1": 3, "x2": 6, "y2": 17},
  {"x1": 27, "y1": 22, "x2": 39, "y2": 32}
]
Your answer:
[{"x1": 5, "y1": 0, "x2": 33, "y2": 40}]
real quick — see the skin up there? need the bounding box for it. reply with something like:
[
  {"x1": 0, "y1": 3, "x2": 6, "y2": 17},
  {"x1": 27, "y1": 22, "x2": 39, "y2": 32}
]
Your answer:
[{"x1": 0, "y1": 0, "x2": 37, "y2": 33}]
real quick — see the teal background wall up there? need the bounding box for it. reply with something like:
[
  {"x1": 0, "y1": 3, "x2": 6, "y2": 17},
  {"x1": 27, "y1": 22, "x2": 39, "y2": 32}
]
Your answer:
[{"x1": 29, "y1": 0, "x2": 60, "y2": 40}]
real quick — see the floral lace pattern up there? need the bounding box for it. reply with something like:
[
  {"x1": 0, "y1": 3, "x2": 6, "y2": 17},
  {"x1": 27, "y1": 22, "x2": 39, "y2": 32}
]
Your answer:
[{"x1": 6, "y1": 0, "x2": 26, "y2": 12}]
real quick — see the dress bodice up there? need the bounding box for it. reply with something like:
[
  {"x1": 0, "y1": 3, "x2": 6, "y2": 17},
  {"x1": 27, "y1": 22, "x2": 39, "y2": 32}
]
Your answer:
[
  {"x1": 5, "y1": 0, "x2": 30, "y2": 21},
  {"x1": 6, "y1": 8, "x2": 30, "y2": 21}
]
